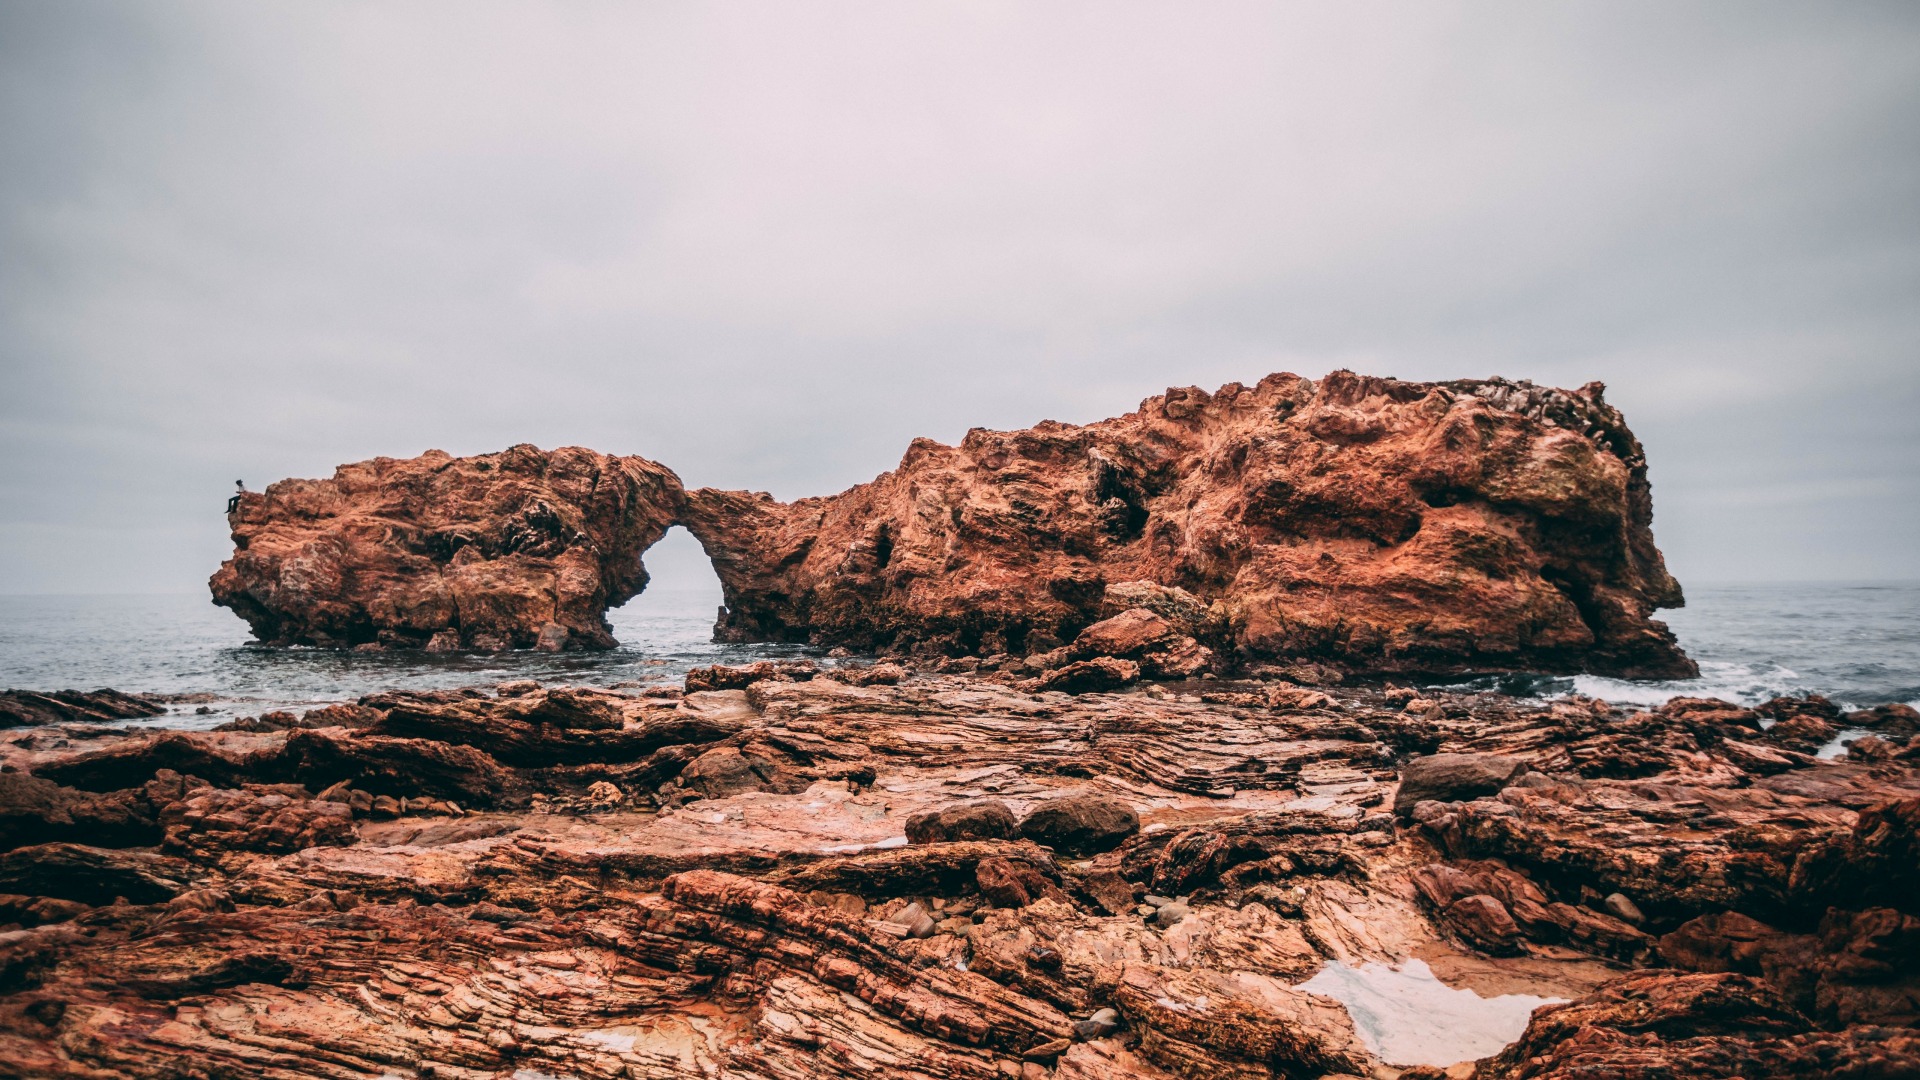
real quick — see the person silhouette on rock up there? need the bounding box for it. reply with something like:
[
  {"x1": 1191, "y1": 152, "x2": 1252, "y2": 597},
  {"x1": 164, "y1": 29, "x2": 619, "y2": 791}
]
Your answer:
[{"x1": 226, "y1": 480, "x2": 245, "y2": 515}]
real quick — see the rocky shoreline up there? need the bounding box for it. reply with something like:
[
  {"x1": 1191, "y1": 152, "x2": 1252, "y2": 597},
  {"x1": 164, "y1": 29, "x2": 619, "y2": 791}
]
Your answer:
[{"x1": 1, "y1": 659, "x2": 1915, "y2": 1078}]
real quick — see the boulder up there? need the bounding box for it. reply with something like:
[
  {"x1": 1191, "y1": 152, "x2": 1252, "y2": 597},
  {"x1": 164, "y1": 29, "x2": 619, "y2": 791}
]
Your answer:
[
  {"x1": 1070, "y1": 609, "x2": 1177, "y2": 660},
  {"x1": 1393, "y1": 753, "x2": 1531, "y2": 815},
  {"x1": 1034, "y1": 658, "x2": 1139, "y2": 695},
  {"x1": 905, "y1": 800, "x2": 1018, "y2": 845},
  {"x1": 1018, "y1": 795, "x2": 1139, "y2": 855}
]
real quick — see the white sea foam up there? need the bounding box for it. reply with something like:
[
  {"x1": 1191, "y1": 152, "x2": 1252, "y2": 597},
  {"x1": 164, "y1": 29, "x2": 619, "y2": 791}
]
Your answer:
[
  {"x1": 1816, "y1": 728, "x2": 1876, "y2": 759},
  {"x1": 1567, "y1": 659, "x2": 1804, "y2": 709},
  {"x1": 1295, "y1": 958, "x2": 1561, "y2": 1067}
]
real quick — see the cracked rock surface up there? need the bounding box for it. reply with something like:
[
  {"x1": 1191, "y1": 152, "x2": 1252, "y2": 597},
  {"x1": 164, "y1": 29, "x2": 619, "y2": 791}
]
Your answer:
[{"x1": 0, "y1": 669, "x2": 1913, "y2": 1078}]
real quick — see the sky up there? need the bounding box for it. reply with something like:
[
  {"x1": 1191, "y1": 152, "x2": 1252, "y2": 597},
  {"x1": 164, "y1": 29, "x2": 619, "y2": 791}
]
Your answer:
[{"x1": 1, "y1": 1, "x2": 1916, "y2": 598}]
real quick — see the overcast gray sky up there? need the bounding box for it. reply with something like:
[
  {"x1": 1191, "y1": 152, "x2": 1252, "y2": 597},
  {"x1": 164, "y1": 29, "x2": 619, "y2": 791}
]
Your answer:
[{"x1": 2, "y1": 1, "x2": 1916, "y2": 596}]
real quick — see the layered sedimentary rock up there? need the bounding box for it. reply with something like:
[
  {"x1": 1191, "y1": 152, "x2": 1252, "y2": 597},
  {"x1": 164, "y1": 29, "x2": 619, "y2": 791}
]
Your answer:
[
  {"x1": 0, "y1": 689, "x2": 164, "y2": 728},
  {"x1": 684, "y1": 372, "x2": 1692, "y2": 678},
  {"x1": 1, "y1": 666, "x2": 1915, "y2": 1077},
  {"x1": 210, "y1": 444, "x2": 683, "y2": 650}
]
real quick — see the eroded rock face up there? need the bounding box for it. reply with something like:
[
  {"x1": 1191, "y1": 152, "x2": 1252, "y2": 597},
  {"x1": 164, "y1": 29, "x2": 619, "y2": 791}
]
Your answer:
[
  {"x1": 210, "y1": 444, "x2": 682, "y2": 650},
  {"x1": 210, "y1": 372, "x2": 1690, "y2": 678},
  {"x1": 682, "y1": 371, "x2": 1692, "y2": 678},
  {"x1": 0, "y1": 678, "x2": 1914, "y2": 1077}
]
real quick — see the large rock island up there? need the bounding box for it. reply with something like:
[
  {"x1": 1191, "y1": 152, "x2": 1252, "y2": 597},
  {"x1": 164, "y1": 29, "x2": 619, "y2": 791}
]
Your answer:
[
  {"x1": 213, "y1": 371, "x2": 1694, "y2": 679},
  {"x1": 212, "y1": 445, "x2": 682, "y2": 651}
]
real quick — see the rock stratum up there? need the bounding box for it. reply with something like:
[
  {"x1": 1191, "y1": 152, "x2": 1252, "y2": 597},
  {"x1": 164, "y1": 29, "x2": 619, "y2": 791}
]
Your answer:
[
  {"x1": 213, "y1": 371, "x2": 1693, "y2": 677},
  {"x1": 1, "y1": 668, "x2": 1915, "y2": 1078}
]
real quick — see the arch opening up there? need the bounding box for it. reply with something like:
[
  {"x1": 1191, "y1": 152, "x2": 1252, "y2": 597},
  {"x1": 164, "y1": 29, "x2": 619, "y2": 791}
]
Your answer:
[{"x1": 606, "y1": 525, "x2": 727, "y2": 651}]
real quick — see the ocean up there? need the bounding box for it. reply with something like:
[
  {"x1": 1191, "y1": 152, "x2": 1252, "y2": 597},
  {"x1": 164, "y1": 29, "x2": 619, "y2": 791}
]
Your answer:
[{"x1": 0, "y1": 582, "x2": 1914, "y2": 731}]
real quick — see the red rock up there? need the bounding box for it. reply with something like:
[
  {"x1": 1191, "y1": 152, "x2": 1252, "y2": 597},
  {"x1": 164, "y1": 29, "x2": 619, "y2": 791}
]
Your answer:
[
  {"x1": 680, "y1": 372, "x2": 1694, "y2": 678},
  {"x1": 4, "y1": 668, "x2": 1916, "y2": 1078},
  {"x1": 1033, "y1": 657, "x2": 1140, "y2": 694},
  {"x1": 685, "y1": 659, "x2": 820, "y2": 692},
  {"x1": 906, "y1": 800, "x2": 1019, "y2": 844},
  {"x1": 1017, "y1": 795, "x2": 1139, "y2": 855},
  {"x1": 210, "y1": 444, "x2": 682, "y2": 650},
  {"x1": 1071, "y1": 609, "x2": 1179, "y2": 659},
  {"x1": 212, "y1": 372, "x2": 1693, "y2": 679},
  {"x1": 975, "y1": 856, "x2": 1066, "y2": 908},
  {"x1": 0, "y1": 689, "x2": 165, "y2": 728},
  {"x1": 1472, "y1": 970, "x2": 1920, "y2": 1079},
  {"x1": 1393, "y1": 752, "x2": 1531, "y2": 815}
]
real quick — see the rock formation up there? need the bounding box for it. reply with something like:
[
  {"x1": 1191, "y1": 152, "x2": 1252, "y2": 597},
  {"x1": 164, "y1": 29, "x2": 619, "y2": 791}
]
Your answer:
[
  {"x1": 212, "y1": 371, "x2": 1692, "y2": 678},
  {"x1": 0, "y1": 689, "x2": 164, "y2": 728},
  {"x1": 210, "y1": 444, "x2": 682, "y2": 651},
  {"x1": 683, "y1": 371, "x2": 1691, "y2": 678},
  {"x1": 0, "y1": 668, "x2": 1914, "y2": 1077}
]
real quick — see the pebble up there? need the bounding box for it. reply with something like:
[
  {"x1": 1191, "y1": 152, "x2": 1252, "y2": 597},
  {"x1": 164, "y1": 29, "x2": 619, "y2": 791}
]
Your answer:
[
  {"x1": 892, "y1": 902, "x2": 936, "y2": 939},
  {"x1": 1603, "y1": 892, "x2": 1646, "y2": 925},
  {"x1": 1150, "y1": 901, "x2": 1189, "y2": 928},
  {"x1": 1072, "y1": 1007, "x2": 1121, "y2": 1040}
]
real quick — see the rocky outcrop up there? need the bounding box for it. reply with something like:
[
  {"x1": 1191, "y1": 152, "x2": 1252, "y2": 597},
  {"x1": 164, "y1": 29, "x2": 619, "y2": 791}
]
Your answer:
[
  {"x1": 209, "y1": 372, "x2": 1690, "y2": 678},
  {"x1": 210, "y1": 444, "x2": 682, "y2": 650},
  {"x1": 682, "y1": 372, "x2": 1692, "y2": 678},
  {"x1": 1, "y1": 673, "x2": 1912, "y2": 1076},
  {"x1": 0, "y1": 689, "x2": 164, "y2": 728}
]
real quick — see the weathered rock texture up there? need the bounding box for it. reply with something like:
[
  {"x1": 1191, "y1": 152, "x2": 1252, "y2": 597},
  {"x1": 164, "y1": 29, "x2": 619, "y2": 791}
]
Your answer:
[
  {"x1": 1, "y1": 671, "x2": 1914, "y2": 1078},
  {"x1": 210, "y1": 445, "x2": 683, "y2": 650},
  {"x1": 683, "y1": 372, "x2": 1692, "y2": 677},
  {"x1": 0, "y1": 689, "x2": 164, "y2": 729},
  {"x1": 210, "y1": 372, "x2": 1690, "y2": 678}
]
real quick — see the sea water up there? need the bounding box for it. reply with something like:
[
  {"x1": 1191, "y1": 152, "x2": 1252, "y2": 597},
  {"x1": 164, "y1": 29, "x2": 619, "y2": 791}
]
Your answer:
[
  {"x1": 0, "y1": 586, "x2": 810, "y2": 729},
  {"x1": 0, "y1": 581, "x2": 1914, "y2": 730},
  {"x1": 1442, "y1": 581, "x2": 1920, "y2": 710}
]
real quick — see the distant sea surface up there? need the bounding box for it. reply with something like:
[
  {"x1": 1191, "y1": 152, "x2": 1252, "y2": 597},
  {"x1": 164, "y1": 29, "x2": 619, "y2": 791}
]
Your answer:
[{"x1": 0, "y1": 583, "x2": 1914, "y2": 730}]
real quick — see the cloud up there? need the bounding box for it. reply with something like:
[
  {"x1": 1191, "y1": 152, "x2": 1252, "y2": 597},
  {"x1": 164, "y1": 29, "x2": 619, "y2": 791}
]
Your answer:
[{"x1": 2, "y1": 0, "x2": 1917, "y2": 594}]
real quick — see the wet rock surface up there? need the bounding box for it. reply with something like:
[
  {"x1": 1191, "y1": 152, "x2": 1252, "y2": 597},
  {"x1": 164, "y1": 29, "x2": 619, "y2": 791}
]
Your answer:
[
  {"x1": 0, "y1": 672, "x2": 1911, "y2": 1077},
  {"x1": 0, "y1": 689, "x2": 165, "y2": 729}
]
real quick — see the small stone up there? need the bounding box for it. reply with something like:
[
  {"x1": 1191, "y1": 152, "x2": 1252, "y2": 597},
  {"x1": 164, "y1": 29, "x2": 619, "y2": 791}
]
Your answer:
[
  {"x1": 1151, "y1": 901, "x2": 1189, "y2": 928},
  {"x1": 1072, "y1": 1008, "x2": 1121, "y2": 1040},
  {"x1": 891, "y1": 902, "x2": 936, "y2": 939},
  {"x1": 1022, "y1": 1038, "x2": 1071, "y2": 1061},
  {"x1": 1603, "y1": 892, "x2": 1646, "y2": 925}
]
